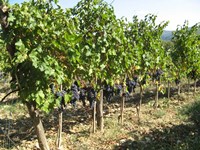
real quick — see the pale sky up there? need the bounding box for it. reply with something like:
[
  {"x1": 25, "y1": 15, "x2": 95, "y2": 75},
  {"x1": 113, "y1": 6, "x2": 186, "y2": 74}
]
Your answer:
[{"x1": 10, "y1": 0, "x2": 200, "y2": 31}]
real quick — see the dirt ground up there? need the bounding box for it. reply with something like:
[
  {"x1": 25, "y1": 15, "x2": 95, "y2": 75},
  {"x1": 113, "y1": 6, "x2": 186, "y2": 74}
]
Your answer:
[{"x1": 0, "y1": 81, "x2": 200, "y2": 150}]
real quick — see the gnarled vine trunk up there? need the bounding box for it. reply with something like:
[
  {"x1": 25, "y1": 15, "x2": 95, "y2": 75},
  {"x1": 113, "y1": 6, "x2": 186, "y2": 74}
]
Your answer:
[
  {"x1": 26, "y1": 101, "x2": 50, "y2": 150},
  {"x1": 96, "y1": 89, "x2": 104, "y2": 131}
]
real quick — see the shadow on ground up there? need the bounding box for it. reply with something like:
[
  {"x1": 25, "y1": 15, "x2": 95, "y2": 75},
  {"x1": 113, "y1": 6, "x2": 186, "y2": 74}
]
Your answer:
[
  {"x1": 0, "y1": 116, "x2": 34, "y2": 149},
  {"x1": 114, "y1": 99, "x2": 200, "y2": 150},
  {"x1": 0, "y1": 103, "x2": 91, "y2": 149}
]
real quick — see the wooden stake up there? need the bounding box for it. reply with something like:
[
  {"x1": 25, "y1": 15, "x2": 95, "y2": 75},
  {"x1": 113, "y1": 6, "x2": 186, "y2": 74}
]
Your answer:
[{"x1": 92, "y1": 101, "x2": 96, "y2": 133}]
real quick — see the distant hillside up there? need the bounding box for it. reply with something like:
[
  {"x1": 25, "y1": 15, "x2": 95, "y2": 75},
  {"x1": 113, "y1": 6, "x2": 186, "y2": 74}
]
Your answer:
[
  {"x1": 197, "y1": 28, "x2": 200, "y2": 34},
  {"x1": 162, "y1": 28, "x2": 200, "y2": 41},
  {"x1": 161, "y1": 30, "x2": 173, "y2": 41}
]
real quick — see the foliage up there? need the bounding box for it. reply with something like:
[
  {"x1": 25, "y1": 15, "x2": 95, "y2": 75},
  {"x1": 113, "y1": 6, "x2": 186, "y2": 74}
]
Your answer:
[
  {"x1": 128, "y1": 15, "x2": 168, "y2": 83},
  {"x1": 1, "y1": 0, "x2": 200, "y2": 149},
  {"x1": 0, "y1": 40, "x2": 10, "y2": 72},
  {"x1": 161, "y1": 41, "x2": 176, "y2": 82},
  {"x1": 71, "y1": 0, "x2": 131, "y2": 86},
  {"x1": 171, "y1": 21, "x2": 200, "y2": 80},
  {"x1": 0, "y1": 0, "x2": 80, "y2": 112},
  {"x1": 181, "y1": 98, "x2": 200, "y2": 127},
  {"x1": 0, "y1": 0, "x2": 198, "y2": 116}
]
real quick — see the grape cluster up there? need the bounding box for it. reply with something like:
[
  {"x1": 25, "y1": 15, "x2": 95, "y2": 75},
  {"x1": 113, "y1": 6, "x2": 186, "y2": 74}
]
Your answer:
[
  {"x1": 115, "y1": 82, "x2": 122, "y2": 96},
  {"x1": 152, "y1": 69, "x2": 163, "y2": 81},
  {"x1": 175, "y1": 78, "x2": 180, "y2": 86},
  {"x1": 188, "y1": 70, "x2": 197, "y2": 80},
  {"x1": 103, "y1": 82, "x2": 114, "y2": 102},
  {"x1": 79, "y1": 86, "x2": 87, "y2": 107},
  {"x1": 49, "y1": 76, "x2": 138, "y2": 110},
  {"x1": 86, "y1": 85, "x2": 97, "y2": 108},
  {"x1": 70, "y1": 81, "x2": 80, "y2": 108},
  {"x1": 126, "y1": 77, "x2": 137, "y2": 95},
  {"x1": 0, "y1": 71, "x2": 4, "y2": 79},
  {"x1": 49, "y1": 83, "x2": 66, "y2": 111}
]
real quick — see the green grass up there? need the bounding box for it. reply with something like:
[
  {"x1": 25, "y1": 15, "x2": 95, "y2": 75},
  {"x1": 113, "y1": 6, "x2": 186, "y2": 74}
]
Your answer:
[
  {"x1": 179, "y1": 97, "x2": 200, "y2": 127},
  {"x1": 0, "y1": 102, "x2": 27, "y2": 119},
  {"x1": 153, "y1": 109, "x2": 166, "y2": 119}
]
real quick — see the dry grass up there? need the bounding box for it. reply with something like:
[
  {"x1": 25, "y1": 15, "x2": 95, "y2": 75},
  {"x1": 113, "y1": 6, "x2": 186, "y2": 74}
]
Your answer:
[{"x1": 0, "y1": 82, "x2": 200, "y2": 150}]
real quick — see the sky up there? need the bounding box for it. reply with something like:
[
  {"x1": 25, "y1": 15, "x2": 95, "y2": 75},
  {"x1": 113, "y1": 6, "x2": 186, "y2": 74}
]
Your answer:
[{"x1": 9, "y1": 0, "x2": 200, "y2": 31}]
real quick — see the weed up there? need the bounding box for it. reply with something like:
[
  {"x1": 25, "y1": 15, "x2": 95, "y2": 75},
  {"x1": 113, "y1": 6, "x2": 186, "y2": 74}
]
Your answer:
[{"x1": 153, "y1": 109, "x2": 166, "y2": 119}]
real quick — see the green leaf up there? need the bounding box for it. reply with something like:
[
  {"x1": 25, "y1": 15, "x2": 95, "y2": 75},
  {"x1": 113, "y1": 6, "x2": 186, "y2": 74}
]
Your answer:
[
  {"x1": 100, "y1": 64, "x2": 106, "y2": 70},
  {"x1": 86, "y1": 50, "x2": 91, "y2": 56},
  {"x1": 89, "y1": 68, "x2": 93, "y2": 76},
  {"x1": 8, "y1": 13, "x2": 15, "y2": 22},
  {"x1": 15, "y1": 39, "x2": 24, "y2": 48},
  {"x1": 101, "y1": 47, "x2": 106, "y2": 53},
  {"x1": 37, "y1": 90, "x2": 44, "y2": 99},
  {"x1": 64, "y1": 93, "x2": 72, "y2": 103}
]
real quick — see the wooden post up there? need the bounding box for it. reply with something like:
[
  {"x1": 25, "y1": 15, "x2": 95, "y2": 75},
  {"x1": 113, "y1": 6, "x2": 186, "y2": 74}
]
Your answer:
[
  {"x1": 120, "y1": 90, "x2": 126, "y2": 125},
  {"x1": 56, "y1": 84, "x2": 63, "y2": 150},
  {"x1": 194, "y1": 79, "x2": 197, "y2": 93},
  {"x1": 56, "y1": 112, "x2": 63, "y2": 149},
  {"x1": 92, "y1": 101, "x2": 96, "y2": 133},
  {"x1": 100, "y1": 89, "x2": 104, "y2": 131},
  {"x1": 154, "y1": 82, "x2": 159, "y2": 109},
  {"x1": 136, "y1": 84, "x2": 143, "y2": 123},
  {"x1": 178, "y1": 83, "x2": 181, "y2": 96},
  {"x1": 120, "y1": 75, "x2": 127, "y2": 125},
  {"x1": 167, "y1": 80, "x2": 170, "y2": 99},
  {"x1": 188, "y1": 78, "x2": 190, "y2": 93}
]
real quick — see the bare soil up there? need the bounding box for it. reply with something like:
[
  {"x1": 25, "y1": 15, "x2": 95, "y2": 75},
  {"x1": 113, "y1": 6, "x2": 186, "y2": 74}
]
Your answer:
[{"x1": 0, "y1": 81, "x2": 200, "y2": 150}]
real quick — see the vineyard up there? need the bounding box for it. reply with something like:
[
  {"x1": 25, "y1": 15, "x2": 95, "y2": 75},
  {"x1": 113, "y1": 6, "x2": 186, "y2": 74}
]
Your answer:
[{"x1": 0, "y1": 0, "x2": 200, "y2": 150}]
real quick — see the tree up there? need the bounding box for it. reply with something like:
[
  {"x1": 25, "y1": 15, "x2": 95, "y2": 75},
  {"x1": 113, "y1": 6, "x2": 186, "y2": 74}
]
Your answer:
[
  {"x1": 172, "y1": 21, "x2": 200, "y2": 94},
  {"x1": 162, "y1": 42, "x2": 176, "y2": 99},
  {"x1": 71, "y1": 0, "x2": 131, "y2": 130},
  {"x1": 127, "y1": 15, "x2": 168, "y2": 121},
  {"x1": 0, "y1": 0, "x2": 80, "y2": 149}
]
